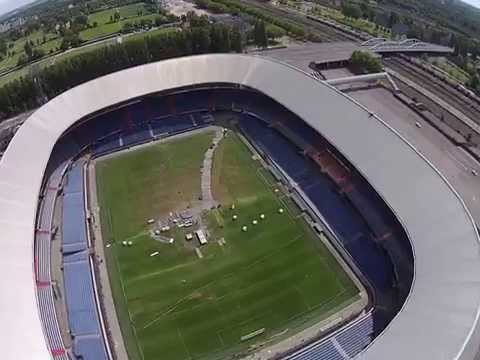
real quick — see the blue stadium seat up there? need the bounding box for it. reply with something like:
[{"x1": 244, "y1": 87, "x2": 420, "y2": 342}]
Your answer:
[
  {"x1": 151, "y1": 115, "x2": 195, "y2": 136},
  {"x1": 213, "y1": 89, "x2": 238, "y2": 110},
  {"x1": 93, "y1": 136, "x2": 121, "y2": 157},
  {"x1": 346, "y1": 186, "x2": 393, "y2": 237},
  {"x1": 336, "y1": 315, "x2": 374, "y2": 357},
  {"x1": 94, "y1": 112, "x2": 123, "y2": 139},
  {"x1": 61, "y1": 165, "x2": 108, "y2": 360},
  {"x1": 290, "y1": 341, "x2": 344, "y2": 360},
  {"x1": 62, "y1": 192, "x2": 88, "y2": 254},
  {"x1": 64, "y1": 250, "x2": 89, "y2": 264},
  {"x1": 64, "y1": 165, "x2": 83, "y2": 194},
  {"x1": 288, "y1": 314, "x2": 373, "y2": 360},
  {"x1": 174, "y1": 91, "x2": 210, "y2": 113},
  {"x1": 125, "y1": 101, "x2": 150, "y2": 125},
  {"x1": 122, "y1": 123, "x2": 152, "y2": 148},
  {"x1": 63, "y1": 261, "x2": 99, "y2": 335},
  {"x1": 73, "y1": 335, "x2": 108, "y2": 360},
  {"x1": 149, "y1": 97, "x2": 171, "y2": 119}
]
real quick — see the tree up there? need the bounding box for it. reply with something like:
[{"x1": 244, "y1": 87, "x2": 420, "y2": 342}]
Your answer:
[
  {"x1": 60, "y1": 30, "x2": 82, "y2": 51},
  {"x1": 188, "y1": 12, "x2": 209, "y2": 27},
  {"x1": 468, "y1": 74, "x2": 480, "y2": 94},
  {"x1": 266, "y1": 24, "x2": 286, "y2": 40},
  {"x1": 17, "y1": 54, "x2": 28, "y2": 66},
  {"x1": 122, "y1": 22, "x2": 134, "y2": 33},
  {"x1": 114, "y1": 10, "x2": 121, "y2": 22},
  {"x1": 231, "y1": 28, "x2": 242, "y2": 53},
  {"x1": 74, "y1": 14, "x2": 88, "y2": 29},
  {"x1": 0, "y1": 39, "x2": 7, "y2": 55},
  {"x1": 191, "y1": 27, "x2": 211, "y2": 53},
  {"x1": 350, "y1": 50, "x2": 383, "y2": 74},
  {"x1": 140, "y1": 18, "x2": 153, "y2": 29},
  {"x1": 341, "y1": 2, "x2": 362, "y2": 19},
  {"x1": 154, "y1": 16, "x2": 166, "y2": 27},
  {"x1": 359, "y1": 0, "x2": 369, "y2": 18},
  {"x1": 388, "y1": 11, "x2": 400, "y2": 28},
  {"x1": 33, "y1": 48, "x2": 45, "y2": 59},
  {"x1": 253, "y1": 21, "x2": 268, "y2": 48},
  {"x1": 24, "y1": 41, "x2": 34, "y2": 59}
]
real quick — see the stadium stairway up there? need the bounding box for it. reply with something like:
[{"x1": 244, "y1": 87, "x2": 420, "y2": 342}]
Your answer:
[{"x1": 35, "y1": 162, "x2": 70, "y2": 360}]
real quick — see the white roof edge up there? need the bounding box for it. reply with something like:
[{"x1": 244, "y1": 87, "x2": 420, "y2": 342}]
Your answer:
[{"x1": 0, "y1": 53, "x2": 479, "y2": 360}]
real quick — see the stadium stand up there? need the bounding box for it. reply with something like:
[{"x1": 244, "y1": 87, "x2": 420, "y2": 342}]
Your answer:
[
  {"x1": 149, "y1": 96, "x2": 171, "y2": 118},
  {"x1": 73, "y1": 335, "x2": 109, "y2": 360},
  {"x1": 34, "y1": 86, "x2": 411, "y2": 360},
  {"x1": 237, "y1": 111, "x2": 401, "y2": 331},
  {"x1": 93, "y1": 135, "x2": 122, "y2": 157},
  {"x1": 287, "y1": 312, "x2": 374, "y2": 360},
  {"x1": 173, "y1": 90, "x2": 210, "y2": 113},
  {"x1": 151, "y1": 115, "x2": 196, "y2": 137},
  {"x1": 62, "y1": 165, "x2": 88, "y2": 254},
  {"x1": 60, "y1": 163, "x2": 108, "y2": 360},
  {"x1": 35, "y1": 162, "x2": 69, "y2": 360},
  {"x1": 121, "y1": 123, "x2": 152, "y2": 148}
]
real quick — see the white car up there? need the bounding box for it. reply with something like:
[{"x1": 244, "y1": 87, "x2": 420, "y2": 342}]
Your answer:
[
  {"x1": 415, "y1": 122, "x2": 422, "y2": 128},
  {"x1": 472, "y1": 169, "x2": 478, "y2": 176}
]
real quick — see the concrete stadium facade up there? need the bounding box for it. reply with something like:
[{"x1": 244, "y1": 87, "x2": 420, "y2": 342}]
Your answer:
[{"x1": 0, "y1": 54, "x2": 479, "y2": 360}]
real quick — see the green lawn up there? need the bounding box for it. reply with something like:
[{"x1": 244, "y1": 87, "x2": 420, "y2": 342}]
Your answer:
[
  {"x1": 96, "y1": 130, "x2": 359, "y2": 360},
  {"x1": 81, "y1": 2, "x2": 158, "y2": 40},
  {"x1": 0, "y1": 2, "x2": 159, "y2": 78},
  {"x1": 0, "y1": 30, "x2": 60, "y2": 72},
  {"x1": 0, "y1": 27, "x2": 177, "y2": 87},
  {"x1": 309, "y1": 5, "x2": 391, "y2": 39},
  {"x1": 89, "y1": 2, "x2": 151, "y2": 24}
]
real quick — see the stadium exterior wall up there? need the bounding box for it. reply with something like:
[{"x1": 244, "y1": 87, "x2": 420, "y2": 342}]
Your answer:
[{"x1": 0, "y1": 54, "x2": 479, "y2": 360}]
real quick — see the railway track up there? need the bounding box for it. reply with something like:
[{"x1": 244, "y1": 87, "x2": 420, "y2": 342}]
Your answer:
[
  {"x1": 385, "y1": 57, "x2": 480, "y2": 126},
  {"x1": 235, "y1": 0, "x2": 355, "y2": 42}
]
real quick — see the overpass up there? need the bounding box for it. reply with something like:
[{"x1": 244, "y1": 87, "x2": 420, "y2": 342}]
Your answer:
[{"x1": 361, "y1": 38, "x2": 454, "y2": 55}]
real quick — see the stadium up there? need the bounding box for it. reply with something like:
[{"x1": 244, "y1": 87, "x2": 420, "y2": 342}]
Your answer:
[{"x1": 0, "y1": 54, "x2": 479, "y2": 360}]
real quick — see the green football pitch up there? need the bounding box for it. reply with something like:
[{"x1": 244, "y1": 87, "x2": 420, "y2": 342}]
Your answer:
[{"x1": 95, "y1": 129, "x2": 359, "y2": 360}]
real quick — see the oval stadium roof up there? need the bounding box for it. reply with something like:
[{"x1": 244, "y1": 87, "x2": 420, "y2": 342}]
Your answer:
[{"x1": 0, "y1": 54, "x2": 479, "y2": 360}]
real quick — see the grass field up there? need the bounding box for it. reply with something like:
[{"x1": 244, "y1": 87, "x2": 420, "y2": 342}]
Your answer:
[
  {"x1": 81, "y1": 2, "x2": 157, "y2": 40},
  {"x1": 0, "y1": 30, "x2": 61, "y2": 73},
  {"x1": 0, "y1": 27, "x2": 176, "y2": 87},
  {"x1": 96, "y1": 129, "x2": 359, "y2": 360}
]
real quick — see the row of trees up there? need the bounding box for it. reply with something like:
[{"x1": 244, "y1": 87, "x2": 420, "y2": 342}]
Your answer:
[
  {"x1": 341, "y1": 0, "x2": 374, "y2": 22},
  {"x1": 194, "y1": 0, "x2": 305, "y2": 38},
  {"x1": 0, "y1": 21, "x2": 244, "y2": 120},
  {"x1": 122, "y1": 13, "x2": 178, "y2": 34},
  {"x1": 17, "y1": 40, "x2": 46, "y2": 66}
]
